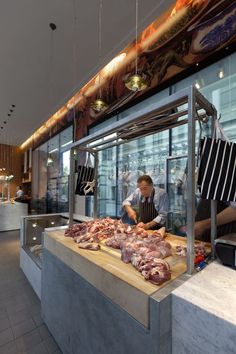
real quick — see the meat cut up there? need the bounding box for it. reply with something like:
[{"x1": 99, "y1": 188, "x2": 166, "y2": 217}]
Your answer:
[{"x1": 65, "y1": 218, "x2": 171, "y2": 285}]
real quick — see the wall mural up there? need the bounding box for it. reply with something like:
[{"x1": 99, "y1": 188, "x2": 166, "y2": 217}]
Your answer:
[{"x1": 25, "y1": 0, "x2": 236, "y2": 149}]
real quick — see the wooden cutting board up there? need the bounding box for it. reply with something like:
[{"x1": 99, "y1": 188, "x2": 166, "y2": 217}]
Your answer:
[{"x1": 44, "y1": 229, "x2": 211, "y2": 327}]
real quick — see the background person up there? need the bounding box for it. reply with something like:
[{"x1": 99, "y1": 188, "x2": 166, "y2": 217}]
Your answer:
[
  {"x1": 122, "y1": 175, "x2": 169, "y2": 230},
  {"x1": 14, "y1": 186, "x2": 24, "y2": 202}
]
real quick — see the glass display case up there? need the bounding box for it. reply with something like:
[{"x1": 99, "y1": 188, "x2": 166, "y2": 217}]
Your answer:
[
  {"x1": 166, "y1": 155, "x2": 187, "y2": 235},
  {"x1": 22, "y1": 214, "x2": 69, "y2": 267}
]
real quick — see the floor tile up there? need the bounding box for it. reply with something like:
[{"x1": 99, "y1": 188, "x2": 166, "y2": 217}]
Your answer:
[
  {"x1": 0, "y1": 327, "x2": 14, "y2": 347},
  {"x1": 8, "y1": 308, "x2": 32, "y2": 326},
  {"x1": 32, "y1": 314, "x2": 44, "y2": 327},
  {"x1": 38, "y1": 324, "x2": 51, "y2": 341},
  {"x1": 42, "y1": 336, "x2": 60, "y2": 354},
  {"x1": 15, "y1": 328, "x2": 42, "y2": 352},
  {"x1": 26, "y1": 341, "x2": 48, "y2": 354},
  {"x1": 0, "y1": 308, "x2": 8, "y2": 321},
  {"x1": 12, "y1": 318, "x2": 36, "y2": 338},
  {"x1": 0, "y1": 340, "x2": 19, "y2": 354},
  {"x1": 0, "y1": 317, "x2": 11, "y2": 332},
  {"x1": 0, "y1": 231, "x2": 61, "y2": 354}
]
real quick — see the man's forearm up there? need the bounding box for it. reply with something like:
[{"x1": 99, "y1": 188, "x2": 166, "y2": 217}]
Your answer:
[
  {"x1": 124, "y1": 205, "x2": 134, "y2": 214},
  {"x1": 199, "y1": 206, "x2": 236, "y2": 231},
  {"x1": 145, "y1": 220, "x2": 158, "y2": 229}
]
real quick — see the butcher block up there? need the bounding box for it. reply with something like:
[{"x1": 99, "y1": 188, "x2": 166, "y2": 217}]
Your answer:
[{"x1": 43, "y1": 228, "x2": 209, "y2": 327}]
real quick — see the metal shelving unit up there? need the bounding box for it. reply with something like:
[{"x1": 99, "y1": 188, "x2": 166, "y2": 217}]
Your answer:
[{"x1": 69, "y1": 86, "x2": 217, "y2": 274}]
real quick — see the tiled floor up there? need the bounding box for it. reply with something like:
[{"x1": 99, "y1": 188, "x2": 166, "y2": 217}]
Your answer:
[{"x1": 0, "y1": 230, "x2": 62, "y2": 354}]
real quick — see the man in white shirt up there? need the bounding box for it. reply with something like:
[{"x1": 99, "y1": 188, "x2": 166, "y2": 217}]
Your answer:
[
  {"x1": 122, "y1": 175, "x2": 169, "y2": 230},
  {"x1": 15, "y1": 186, "x2": 24, "y2": 202}
]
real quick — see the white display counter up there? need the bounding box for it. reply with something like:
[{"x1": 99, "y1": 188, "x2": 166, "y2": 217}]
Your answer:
[{"x1": 0, "y1": 201, "x2": 28, "y2": 231}]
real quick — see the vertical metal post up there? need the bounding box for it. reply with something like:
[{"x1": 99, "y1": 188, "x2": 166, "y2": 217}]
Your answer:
[
  {"x1": 93, "y1": 151, "x2": 98, "y2": 219},
  {"x1": 186, "y1": 86, "x2": 196, "y2": 274},
  {"x1": 210, "y1": 109, "x2": 218, "y2": 258},
  {"x1": 69, "y1": 147, "x2": 75, "y2": 226}
]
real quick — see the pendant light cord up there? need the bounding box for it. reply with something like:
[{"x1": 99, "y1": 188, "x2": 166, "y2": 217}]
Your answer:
[
  {"x1": 73, "y1": 0, "x2": 77, "y2": 141},
  {"x1": 99, "y1": 0, "x2": 103, "y2": 98},
  {"x1": 135, "y1": 0, "x2": 138, "y2": 75}
]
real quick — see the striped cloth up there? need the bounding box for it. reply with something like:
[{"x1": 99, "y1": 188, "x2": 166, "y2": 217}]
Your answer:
[{"x1": 197, "y1": 137, "x2": 236, "y2": 201}]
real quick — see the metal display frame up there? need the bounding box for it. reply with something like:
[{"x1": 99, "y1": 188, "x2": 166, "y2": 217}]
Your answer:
[{"x1": 69, "y1": 86, "x2": 217, "y2": 274}]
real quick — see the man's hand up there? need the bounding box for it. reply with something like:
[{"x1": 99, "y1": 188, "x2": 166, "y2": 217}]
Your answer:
[
  {"x1": 180, "y1": 220, "x2": 210, "y2": 239},
  {"x1": 127, "y1": 210, "x2": 137, "y2": 224},
  {"x1": 137, "y1": 222, "x2": 157, "y2": 230}
]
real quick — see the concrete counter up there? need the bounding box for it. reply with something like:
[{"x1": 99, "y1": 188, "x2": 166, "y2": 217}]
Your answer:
[
  {"x1": 0, "y1": 201, "x2": 28, "y2": 231},
  {"x1": 172, "y1": 261, "x2": 236, "y2": 354},
  {"x1": 41, "y1": 228, "x2": 189, "y2": 354}
]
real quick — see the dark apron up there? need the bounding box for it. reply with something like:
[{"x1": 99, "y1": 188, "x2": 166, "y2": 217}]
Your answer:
[
  {"x1": 139, "y1": 189, "x2": 160, "y2": 229},
  {"x1": 195, "y1": 199, "x2": 236, "y2": 242}
]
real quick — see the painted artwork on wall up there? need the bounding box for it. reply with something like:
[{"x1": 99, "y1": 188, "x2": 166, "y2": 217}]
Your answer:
[{"x1": 26, "y1": 0, "x2": 236, "y2": 149}]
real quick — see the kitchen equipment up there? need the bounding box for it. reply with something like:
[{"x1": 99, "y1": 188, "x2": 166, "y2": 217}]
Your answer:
[{"x1": 215, "y1": 234, "x2": 236, "y2": 269}]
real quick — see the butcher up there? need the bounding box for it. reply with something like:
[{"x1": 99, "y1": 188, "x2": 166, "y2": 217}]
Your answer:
[{"x1": 122, "y1": 175, "x2": 169, "y2": 230}]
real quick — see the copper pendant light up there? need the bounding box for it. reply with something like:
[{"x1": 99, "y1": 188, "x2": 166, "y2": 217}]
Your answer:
[
  {"x1": 91, "y1": 0, "x2": 108, "y2": 113},
  {"x1": 125, "y1": 73, "x2": 148, "y2": 92},
  {"x1": 46, "y1": 155, "x2": 54, "y2": 167},
  {"x1": 125, "y1": 0, "x2": 148, "y2": 92},
  {"x1": 91, "y1": 98, "x2": 108, "y2": 113}
]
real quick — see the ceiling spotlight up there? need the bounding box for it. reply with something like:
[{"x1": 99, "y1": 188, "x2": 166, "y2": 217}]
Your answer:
[
  {"x1": 218, "y1": 69, "x2": 224, "y2": 79},
  {"x1": 1, "y1": 127, "x2": 3, "y2": 129},
  {"x1": 7, "y1": 114, "x2": 11, "y2": 117},
  {"x1": 3, "y1": 121, "x2": 6, "y2": 124},
  {"x1": 195, "y1": 81, "x2": 201, "y2": 90},
  {"x1": 10, "y1": 109, "x2": 13, "y2": 112},
  {"x1": 12, "y1": 104, "x2": 15, "y2": 107},
  {"x1": 49, "y1": 23, "x2": 57, "y2": 31}
]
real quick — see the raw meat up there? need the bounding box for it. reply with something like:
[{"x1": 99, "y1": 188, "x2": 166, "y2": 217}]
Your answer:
[{"x1": 78, "y1": 242, "x2": 100, "y2": 251}]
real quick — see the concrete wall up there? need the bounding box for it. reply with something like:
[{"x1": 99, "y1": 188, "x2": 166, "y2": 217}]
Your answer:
[{"x1": 41, "y1": 249, "x2": 172, "y2": 354}]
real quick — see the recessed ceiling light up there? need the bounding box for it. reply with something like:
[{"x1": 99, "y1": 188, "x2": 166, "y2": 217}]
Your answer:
[
  {"x1": 7, "y1": 114, "x2": 11, "y2": 117},
  {"x1": 1, "y1": 127, "x2": 3, "y2": 129},
  {"x1": 49, "y1": 23, "x2": 57, "y2": 31},
  {"x1": 11, "y1": 104, "x2": 15, "y2": 107},
  {"x1": 3, "y1": 121, "x2": 6, "y2": 124},
  {"x1": 10, "y1": 109, "x2": 13, "y2": 112}
]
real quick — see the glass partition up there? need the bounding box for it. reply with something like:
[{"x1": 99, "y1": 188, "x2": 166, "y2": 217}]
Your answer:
[
  {"x1": 32, "y1": 126, "x2": 73, "y2": 214},
  {"x1": 22, "y1": 214, "x2": 69, "y2": 267}
]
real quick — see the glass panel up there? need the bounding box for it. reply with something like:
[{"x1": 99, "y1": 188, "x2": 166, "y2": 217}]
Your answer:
[
  {"x1": 116, "y1": 131, "x2": 169, "y2": 218},
  {"x1": 31, "y1": 143, "x2": 47, "y2": 214},
  {"x1": 97, "y1": 147, "x2": 117, "y2": 218},
  {"x1": 118, "y1": 88, "x2": 169, "y2": 120},
  {"x1": 62, "y1": 150, "x2": 70, "y2": 176},
  {"x1": 32, "y1": 125, "x2": 73, "y2": 215},
  {"x1": 166, "y1": 156, "x2": 187, "y2": 235},
  {"x1": 48, "y1": 135, "x2": 60, "y2": 179},
  {"x1": 23, "y1": 215, "x2": 69, "y2": 267},
  {"x1": 60, "y1": 126, "x2": 73, "y2": 152}
]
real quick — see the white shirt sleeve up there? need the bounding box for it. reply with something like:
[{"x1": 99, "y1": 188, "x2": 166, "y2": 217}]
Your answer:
[
  {"x1": 153, "y1": 189, "x2": 169, "y2": 225},
  {"x1": 122, "y1": 188, "x2": 140, "y2": 207}
]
